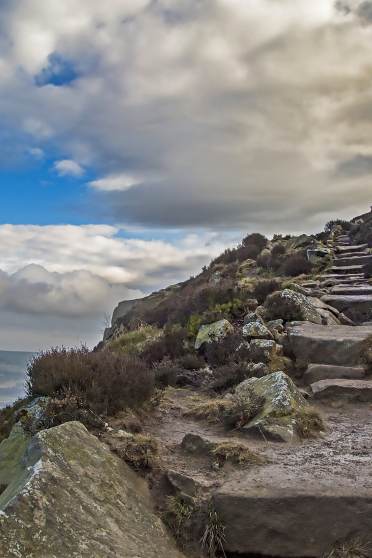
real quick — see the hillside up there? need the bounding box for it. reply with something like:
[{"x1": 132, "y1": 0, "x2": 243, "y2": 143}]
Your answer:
[{"x1": 1, "y1": 210, "x2": 372, "y2": 557}]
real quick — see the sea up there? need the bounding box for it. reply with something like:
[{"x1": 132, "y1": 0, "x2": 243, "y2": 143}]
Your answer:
[{"x1": 0, "y1": 350, "x2": 35, "y2": 408}]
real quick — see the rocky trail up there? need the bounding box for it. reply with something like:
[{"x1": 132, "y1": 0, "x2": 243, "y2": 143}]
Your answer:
[{"x1": 135, "y1": 231, "x2": 372, "y2": 557}]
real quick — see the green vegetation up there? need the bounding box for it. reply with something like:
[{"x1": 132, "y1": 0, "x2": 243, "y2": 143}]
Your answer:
[
  {"x1": 201, "y1": 506, "x2": 227, "y2": 558},
  {"x1": 108, "y1": 325, "x2": 161, "y2": 355}
]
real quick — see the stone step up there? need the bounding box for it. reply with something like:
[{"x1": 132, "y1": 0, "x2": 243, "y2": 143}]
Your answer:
[
  {"x1": 325, "y1": 280, "x2": 369, "y2": 287},
  {"x1": 334, "y1": 251, "x2": 369, "y2": 259},
  {"x1": 318, "y1": 273, "x2": 365, "y2": 280},
  {"x1": 311, "y1": 379, "x2": 372, "y2": 402},
  {"x1": 321, "y1": 295, "x2": 372, "y2": 322},
  {"x1": 287, "y1": 323, "x2": 372, "y2": 366},
  {"x1": 335, "y1": 243, "x2": 368, "y2": 253},
  {"x1": 329, "y1": 265, "x2": 364, "y2": 275},
  {"x1": 330, "y1": 285, "x2": 372, "y2": 296},
  {"x1": 304, "y1": 364, "x2": 366, "y2": 385},
  {"x1": 214, "y1": 450, "x2": 372, "y2": 557},
  {"x1": 333, "y1": 255, "x2": 372, "y2": 267}
]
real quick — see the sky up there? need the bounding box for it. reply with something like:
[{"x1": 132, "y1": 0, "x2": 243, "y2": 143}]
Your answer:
[{"x1": 1, "y1": 0, "x2": 372, "y2": 350}]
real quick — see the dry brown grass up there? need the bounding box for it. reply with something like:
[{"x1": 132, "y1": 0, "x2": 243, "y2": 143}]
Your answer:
[
  {"x1": 324, "y1": 536, "x2": 371, "y2": 558},
  {"x1": 295, "y1": 406, "x2": 325, "y2": 439},
  {"x1": 115, "y1": 433, "x2": 159, "y2": 471},
  {"x1": 184, "y1": 395, "x2": 235, "y2": 422},
  {"x1": 211, "y1": 441, "x2": 265, "y2": 467}
]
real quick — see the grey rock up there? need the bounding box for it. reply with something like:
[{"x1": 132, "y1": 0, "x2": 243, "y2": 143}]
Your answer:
[{"x1": 0, "y1": 422, "x2": 185, "y2": 558}]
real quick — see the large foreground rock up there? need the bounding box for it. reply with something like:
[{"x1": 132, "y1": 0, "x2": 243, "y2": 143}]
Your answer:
[
  {"x1": 287, "y1": 323, "x2": 372, "y2": 366},
  {"x1": 0, "y1": 421, "x2": 184, "y2": 558}
]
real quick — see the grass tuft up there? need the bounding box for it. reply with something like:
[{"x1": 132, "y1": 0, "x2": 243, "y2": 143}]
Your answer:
[
  {"x1": 295, "y1": 406, "x2": 325, "y2": 439},
  {"x1": 212, "y1": 441, "x2": 265, "y2": 467},
  {"x1": 201, "y1": 506, "x2": 227, "y2": 558},
  {"x1": 324, "y1": 536, "x2": 371, "y2": 558}
]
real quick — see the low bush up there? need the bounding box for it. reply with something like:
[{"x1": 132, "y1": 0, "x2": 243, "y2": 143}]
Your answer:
[
  {"x1": 140, "y1": 325, "x2": 189, "y2": 365},
  {"x1": 26, "y1": 347, "x2": 154, "y2": 416},
  {"x1": 242, "y1": 233, "x2": 268, "y2": 252},
  {"x1": 253, "y1": 279, "x2": 281, "y2": 304},
  {"x1": 324, "y1": 219, "x2": 352, "y2": 234},
  {"x1": 282, "y1": 252, "x2": 313, "y2": 277},
  {"x1": 204, "y1": 333, "x2": 247, "y2": 367},
  {"x1": 208, "y1": 363, "x2": 249, "y2": 393}
]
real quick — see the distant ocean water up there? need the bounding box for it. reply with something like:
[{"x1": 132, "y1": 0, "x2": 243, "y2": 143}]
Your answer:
[{"x1": 0, "y1": 351, "x2": 35, "y2": 408}]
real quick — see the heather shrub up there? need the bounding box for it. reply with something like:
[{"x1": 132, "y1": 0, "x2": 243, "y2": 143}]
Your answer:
[
  {"x1": 253, "y1": 279, "x2": 281, "y2": 304},
  {"x1": 242, "y1": 233, "x2": 268, "y2": 252},
  {"x1": 204, "y1": 333, "x2": 246, "y2": 367},
  {"x1": 26, "y1": 347, "x2": 154, "y2": 416},
  {"x1": 282, "y1": 253, "x2": 312, "y2": 277},
  {"x1": 208, "y1": 363, "x2": 249, "y2": 393},
  {"x1": 140, "y1": 325, "x2": 189, "y2": 365},
  {"x1": 324, "y1": 219, "x2": 351, "y2": 234}
]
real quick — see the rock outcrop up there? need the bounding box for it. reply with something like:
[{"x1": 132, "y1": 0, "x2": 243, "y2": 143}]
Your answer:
[{"x1": 0, "y1": 421, "x2": 185, "y2": 558}]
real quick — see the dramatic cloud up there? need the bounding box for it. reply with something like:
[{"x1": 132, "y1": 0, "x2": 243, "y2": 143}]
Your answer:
[
  {"x1": 0, "y1": 224, "x2": 232, "y2": 350},
  {"x1": 0, "y1": 0, "x2": 371, "y2": 233}
]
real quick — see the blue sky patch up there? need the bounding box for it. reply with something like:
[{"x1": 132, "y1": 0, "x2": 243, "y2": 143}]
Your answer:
[{"x1": 34, "y1": 53, "x2": 80, "y2": 87}]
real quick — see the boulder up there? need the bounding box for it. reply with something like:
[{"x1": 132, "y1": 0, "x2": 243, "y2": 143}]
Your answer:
[
  {"x1": 195, "y1": 319, "x2": 234, "y2": 350},
  {"x1": 321, "y1": 295, "x2": 372, "y2": 323},
  {"x1": 264, "y1": 289, "x2": 324, "y2": 324},
  {"x1": 233, "y1": 372, "x2": 308, "y2": 442},
  {"x1": 0, "y1": 422, "x2": 185, "y2": 558},
  {"x1": 242, "y1": 321, "x2": 273, "y2": 340}
]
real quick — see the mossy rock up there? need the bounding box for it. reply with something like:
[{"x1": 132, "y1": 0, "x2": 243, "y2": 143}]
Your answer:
[
  {"x1": 195, "y1": 319, "x2": 234, "y2": 350},
  {"x1": 233, "y1": 371, "x2": 308, "y2": 442}
]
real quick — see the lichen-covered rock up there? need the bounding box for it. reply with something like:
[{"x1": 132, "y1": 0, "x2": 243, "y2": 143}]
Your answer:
[
  {"x1": 195, "y1": 319, "x2": 234, "y2": 350},
  {"x1": 233, "y1": 371, "x2": 308, "y2": 442},
  {"x1": 242, "y1": 321, "x2": 273, "y2": 340},
  {"x1": 0, "y1": 421, "x2": 185, "y2": 558},
  {"x1": 249, "y1": 339, "x2": 277, "y2": 363},
  {"x1": 243, "y1": 312, "x2": 263, "y2": 325},
  {"x1": 264, "y1": 289, "x2": 323, "y2": 324}
]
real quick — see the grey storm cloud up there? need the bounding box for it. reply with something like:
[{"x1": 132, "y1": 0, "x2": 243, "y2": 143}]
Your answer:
[{"x1": 1, "y1": 0, "x2": 372, "y2": 234}]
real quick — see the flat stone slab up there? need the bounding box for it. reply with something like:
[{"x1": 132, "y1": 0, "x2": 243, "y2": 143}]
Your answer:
[
  {"x1": 321, "y1": 295, "x2": 372, "y2": 322},
  {"x1": 311, "y1": 379, "x2": 372, "y2": 402},
  {"x1": 213, "y1": 406, "x2": 372, "y2": 557},
  {"x1": 304, "y1": 364, "x2": 366, "y2": 385},
  {"x1": 287, "y1": 323, "x2": 372, "y2": 366},
  {"x1": 336, "y1": 243, "x2": 368, "y2": 253},
  {"x1": 329, "y1": 265, "x2": 364, "y2": 274},
  {"x1": 330, "y1": 285, "x2": 372, "y2": 296},
  {"x1": 334, "y1": 255, "x2": 372, "y2": 267}
]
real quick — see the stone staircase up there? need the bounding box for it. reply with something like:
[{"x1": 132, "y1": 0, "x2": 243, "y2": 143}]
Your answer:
[{"x1": 288, "y1": 231, "x2": 372, "y2": 401}]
